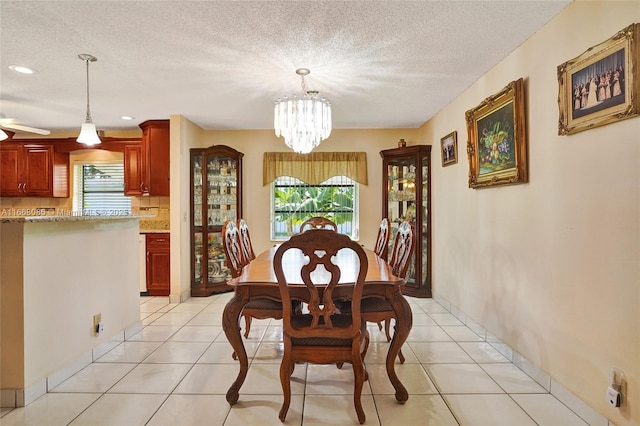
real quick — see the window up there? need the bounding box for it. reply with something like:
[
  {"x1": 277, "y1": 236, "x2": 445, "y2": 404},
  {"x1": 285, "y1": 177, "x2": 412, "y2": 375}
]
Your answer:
[
  {"x1": 271, "y1": 175, "x2": 359, "y2": 240},
  {"x1": 73, "y1": 162, "x2": 131, "y2": 215},
  {"x1": 264, "y1": 151, "x2": 366, "y2": 241}
]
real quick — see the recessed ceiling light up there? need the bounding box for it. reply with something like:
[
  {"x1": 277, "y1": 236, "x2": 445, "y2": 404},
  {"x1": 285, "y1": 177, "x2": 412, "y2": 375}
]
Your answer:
[
  {"x1": 9, "y1": 65, "x2": 37, "y2": 74},
  {"x1": 121, "y1": 116, "x2": 135, "y2": 120}
]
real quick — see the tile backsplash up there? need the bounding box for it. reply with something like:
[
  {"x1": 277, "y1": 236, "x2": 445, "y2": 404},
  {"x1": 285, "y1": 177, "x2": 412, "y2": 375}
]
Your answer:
[
  {"x1": 133, "y1": 196, "x2": 170, "y2": 231},
  {"x1": 0, "y1": 196, "x2": 170, "y2": 231},
  {"x1": 0, "y1": 198, "x2": 72, "y2": 218}
]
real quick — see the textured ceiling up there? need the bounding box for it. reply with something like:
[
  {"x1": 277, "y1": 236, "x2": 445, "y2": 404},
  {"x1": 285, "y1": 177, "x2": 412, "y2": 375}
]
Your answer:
[{"x1": 0, "y1": 0, "x2": 571, "y2": 135}]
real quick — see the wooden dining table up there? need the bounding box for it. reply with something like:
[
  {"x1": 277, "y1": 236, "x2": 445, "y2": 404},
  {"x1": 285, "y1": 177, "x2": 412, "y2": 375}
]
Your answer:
[{"x1": 222, "y1": 245, "x2": 413, "y2": 405}]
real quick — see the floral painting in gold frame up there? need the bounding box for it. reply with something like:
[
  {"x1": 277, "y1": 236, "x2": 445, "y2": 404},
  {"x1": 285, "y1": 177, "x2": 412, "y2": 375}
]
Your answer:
[
  {"x1": 440, "y1": 131, "x2": 457, "y2": 167},
  {"x1": 557, "y1": 23, "x2": 639, "y2": 135},
  {"x1": 466, "y1": 78, "x2": 527, "y2": 189}
]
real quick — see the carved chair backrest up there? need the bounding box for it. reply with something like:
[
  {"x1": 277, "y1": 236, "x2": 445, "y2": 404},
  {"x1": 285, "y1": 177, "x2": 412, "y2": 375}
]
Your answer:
[
  {"x1": 389, "y1": 220, "x2": 415, "y2": 279},
  {"x1": 300, "y1": 216, "x2": 338, "y2": 232},
  {"x1": 222, "y1": 219, "x2": 243, "y2": 278},
  {"x1": 237, "y1": 218, "x2": 256, "y2": 266},
  {"x1": 373, "y1": 218, "x2": 391, "y2": 258},
  {"x1": 273, "y1": 229, "x2": 368, "y2": 340}
]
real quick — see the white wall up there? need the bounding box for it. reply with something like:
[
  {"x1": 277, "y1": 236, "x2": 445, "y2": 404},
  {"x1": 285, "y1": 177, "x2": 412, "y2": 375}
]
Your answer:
[
  {"x1": 423, "y1": 2, "x2": 639, "y2": 424},
  {"x1": 170, "y1": 115, "x2": 204, "y2": 301},
  {"x1": 0, "y1": 218, "x2": 140, "y2": 405}
]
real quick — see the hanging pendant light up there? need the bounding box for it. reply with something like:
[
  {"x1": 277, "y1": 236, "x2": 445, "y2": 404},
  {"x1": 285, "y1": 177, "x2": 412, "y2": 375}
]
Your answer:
[
  {"x1": 274, "y1": 68, "x2": 331, "y2": 154},
  {"x1": 0, "y1": 129, "x2": 8, "y2": 141},
  {"x1": 76, "y1": 54, "x2": 101, "y2": 146}
]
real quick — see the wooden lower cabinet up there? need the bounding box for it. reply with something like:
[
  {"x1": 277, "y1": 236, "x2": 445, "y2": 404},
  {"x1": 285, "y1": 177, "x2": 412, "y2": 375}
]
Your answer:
[{"x1": 145, "y1": 233, "x2": 170, "y2": 296}]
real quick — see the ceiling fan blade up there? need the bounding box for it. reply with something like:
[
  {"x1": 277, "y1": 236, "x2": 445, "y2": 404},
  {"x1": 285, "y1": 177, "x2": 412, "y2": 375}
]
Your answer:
[{"x1": 2, "y1": 123, "x2": 51, "y2": 135}]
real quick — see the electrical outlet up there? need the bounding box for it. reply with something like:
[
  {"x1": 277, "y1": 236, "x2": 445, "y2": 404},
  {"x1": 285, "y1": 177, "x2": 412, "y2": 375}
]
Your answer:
[
  {"x1": 606, "y1": 386, "x2": 621, "y2": 407},
  {"x1": 93, "y1": 313, "x2": 102, "y2": 334},
  {"x1": 607, "y1": 367, "x2": 624, "y2": 408}
]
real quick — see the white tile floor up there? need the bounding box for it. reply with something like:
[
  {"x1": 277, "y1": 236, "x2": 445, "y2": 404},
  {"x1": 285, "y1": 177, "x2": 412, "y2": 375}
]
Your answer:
[{"x1": 0, "y1": 293, "x2": 591, "y2": 426}]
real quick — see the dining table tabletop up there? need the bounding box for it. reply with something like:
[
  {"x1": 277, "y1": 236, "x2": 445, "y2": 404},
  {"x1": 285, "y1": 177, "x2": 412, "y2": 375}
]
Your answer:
[{"x1": 222, "y1": 244, "x2": 413, "y2": 405}]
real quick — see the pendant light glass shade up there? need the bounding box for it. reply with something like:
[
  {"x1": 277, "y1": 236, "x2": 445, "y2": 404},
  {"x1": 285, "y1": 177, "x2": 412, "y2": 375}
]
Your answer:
[
  {"x1": 0, "y1": 129, "x2": 8, "y2": 141},
  {"x1": 76, "y1": 54, "x2": 101, "y2": 146},
  {"x1": 274, "y1": 69, "x2": 331, "y2": 154},
  {"x1": 77, "y1": 122, "x2": 101, "y2": 146}
]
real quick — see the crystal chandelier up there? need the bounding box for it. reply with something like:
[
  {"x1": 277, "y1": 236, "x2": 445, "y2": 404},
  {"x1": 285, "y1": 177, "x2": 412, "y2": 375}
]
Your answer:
[{"x1": 274, "y1": 68, "x2": 331, "y2": 154}]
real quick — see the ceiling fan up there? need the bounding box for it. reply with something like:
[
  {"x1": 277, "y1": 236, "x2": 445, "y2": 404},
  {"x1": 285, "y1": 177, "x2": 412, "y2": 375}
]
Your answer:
[{"x1": 0, "y1": 116, "x2": 51, "y2": 139}]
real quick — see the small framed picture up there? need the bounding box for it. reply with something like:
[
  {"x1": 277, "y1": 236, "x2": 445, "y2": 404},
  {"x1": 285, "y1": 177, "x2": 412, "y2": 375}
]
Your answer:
[
  {"x1": 440, "y1": 131, "x2": 458, "y2": 167},
  {"x1": 557, "y1": 23, "x2": 639, "y2": 135},
  {"x1": 466, "y1": 78, "x2": 528, "y2": 189}
]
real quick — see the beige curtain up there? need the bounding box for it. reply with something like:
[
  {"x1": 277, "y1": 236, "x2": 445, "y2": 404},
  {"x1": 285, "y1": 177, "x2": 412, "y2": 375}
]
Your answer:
[{"x1": 263, "y1": 152, "x2": 368, "y2": 185}]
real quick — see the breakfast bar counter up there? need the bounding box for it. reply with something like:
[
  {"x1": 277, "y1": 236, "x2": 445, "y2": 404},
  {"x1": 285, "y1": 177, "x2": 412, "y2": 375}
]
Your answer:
[{"x1": 0, "y1": 215, "x2": 144, "y2": 407}]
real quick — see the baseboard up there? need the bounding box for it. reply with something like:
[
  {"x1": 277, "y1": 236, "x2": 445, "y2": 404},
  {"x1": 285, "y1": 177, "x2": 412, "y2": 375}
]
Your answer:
[
  {"x1": 1, "y1": 321, "x2": 141, "y2": 408},
  {"x1": 431, "y1": 292, "x2": 609, "y2": 426}
]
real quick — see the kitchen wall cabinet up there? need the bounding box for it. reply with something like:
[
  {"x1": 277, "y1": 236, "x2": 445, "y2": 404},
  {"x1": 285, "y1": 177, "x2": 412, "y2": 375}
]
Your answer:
[
  {"x1": 123, "y1": 144, "x2": 145, "y2": 195},
  {"x1": 145, "y1": 233, "x2": 170, "y2": 296},
  {"x1": 124, "y1": 119, "x2": 170, "y2": 196},
  {"x1": 380, "y1": 145, "x2": 431, "y2": 297},
  {"x1": 0, "y1": 143, "x2": 69, "y2": 197},
  {"x1": 190, "y1": 145, "x2": 243, "y2": 296}
]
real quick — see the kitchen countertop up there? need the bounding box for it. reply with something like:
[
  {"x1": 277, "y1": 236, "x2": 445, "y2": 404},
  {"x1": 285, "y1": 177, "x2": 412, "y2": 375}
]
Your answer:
[
  {"x1": 0, "y1": 214, "x2": 153, "y2": 224},
  {"x1": 139, "y1": 218, "x2": 170, "y2": 233}
]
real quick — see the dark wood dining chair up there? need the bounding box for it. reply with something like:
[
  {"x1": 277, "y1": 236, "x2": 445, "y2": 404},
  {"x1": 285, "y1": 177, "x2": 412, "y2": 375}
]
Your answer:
[
  {"x1": 222, "y1": 219, "x2": 244, "y2": 278},
  {"x1": 371, "y1": 217, "x2": 391, "y2": 336},
  {"x1": 237, "y1": 218, "x2": 256, "y2": 263},
  {"x1": 274, "y1": 229, "x2": 370, "y2": 424},
  {"x1": 373, "y1": 218, "x2": 391, "y2": 258},
  {"x1": 337, "y1": 219, "x2": 415, "y2": 365},
  {"x1": 300, "y1": 216, "x2": 337, "y2": 232},
  {"x1": 387, "y1": 220, "x2": 415, "y2": 279},
  {"x1": 222, "y1": 220, "x2": 282, "y2": 343},
  {"x1": 236, "y1": 218, "x2": 274, "y2": 338},
  {"x1": 364, "y1": 220, "x2": 415, "y2": 363}
]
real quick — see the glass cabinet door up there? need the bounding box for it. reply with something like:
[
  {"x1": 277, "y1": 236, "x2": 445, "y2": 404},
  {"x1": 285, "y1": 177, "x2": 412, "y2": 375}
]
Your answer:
[
  {"x1": 193, "y1": 232, "x2": 203, "y2": 285},
  {"x1": 205, "y1": 155, "x2": 238, "y2": 227},
  {"x1": 190, "y1": 145, "x2": 244, "y2": 297},
  {"x1": 207, "y1": 232, "x2": 226, "y2": 283},
  {"x1": 380, "y1": 145, "x2": 431, "y2": 297},
  {"x1": 192, "y1": 153, "x2": 204, "y2": 287},
  {"x1": 420, "y1": 154, "x2": 430, "y2": 288}
]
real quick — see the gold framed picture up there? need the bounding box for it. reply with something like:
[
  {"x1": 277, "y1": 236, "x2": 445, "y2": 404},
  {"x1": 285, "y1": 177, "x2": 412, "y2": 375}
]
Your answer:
[
  {"x1": 466, "y1": 78, "x2": 527, "y2": 189},
  {"x1": 557, "y1": 23, "x2": 639, "y2": 135},
  {"x1": 440, "y1": 131, "x2": 458, "y2": 167}
]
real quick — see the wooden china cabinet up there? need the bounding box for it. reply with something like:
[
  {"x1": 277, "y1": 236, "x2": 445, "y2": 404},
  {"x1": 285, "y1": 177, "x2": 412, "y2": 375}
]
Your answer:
[
  {"x1": 190, "y1": 145, "x2": 243, "y2": 296},
  {"x1": 380, "y1": 145, "x2": 432, "y2": 297}
]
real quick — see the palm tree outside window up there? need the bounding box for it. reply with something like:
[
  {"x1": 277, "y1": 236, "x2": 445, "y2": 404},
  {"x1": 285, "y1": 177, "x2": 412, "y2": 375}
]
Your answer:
[{"x1": 272, "y1": 175, "x2": 358, "y2": 240}]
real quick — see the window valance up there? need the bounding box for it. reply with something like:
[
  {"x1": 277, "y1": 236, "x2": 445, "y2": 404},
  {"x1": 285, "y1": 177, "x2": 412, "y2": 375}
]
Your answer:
[{"x1": 263, "y1": 152, "x2": 368, "y2": 186}]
